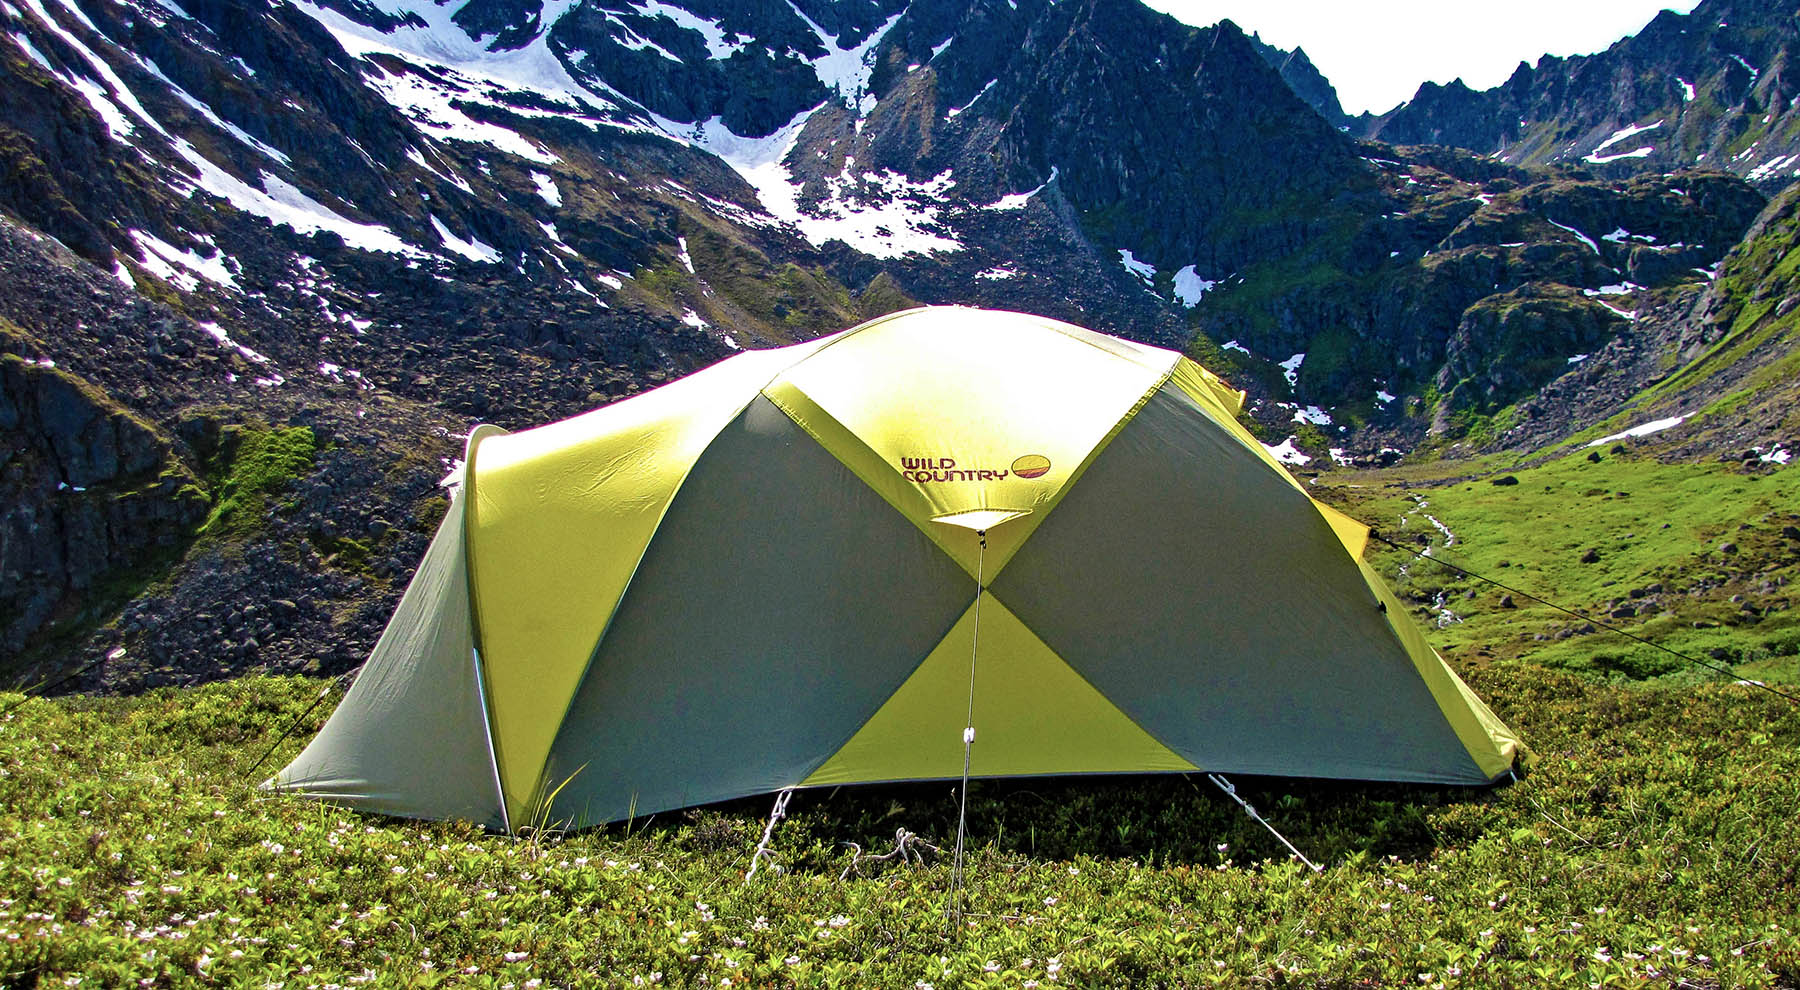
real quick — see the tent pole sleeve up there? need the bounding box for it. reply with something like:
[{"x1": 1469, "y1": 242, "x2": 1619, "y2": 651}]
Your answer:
[{"x1": 460, "y1": 424, "x2": 512, "y2": 833}]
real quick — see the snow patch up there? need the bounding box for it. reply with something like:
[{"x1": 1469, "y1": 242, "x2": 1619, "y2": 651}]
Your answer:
[
  {"x1": 651, "y1": 107, "x2": 959, "y2": 259},
  {"x1": 1292, "y1": 405, "x2": 1332, "y2": 426},
  {"x1": 983, "y1": 166, "x2": 1056, "y2": 210},
  {"x1": 1676, "y1": 77, "x2": 1695, "y2": 102},
  {"x1": 169, "y1": 137, "x2": 423, "y2": 256},
  {"x1": 1600, "y1": 227, "x2": 1657, "y2": 245},
  {"x1": 1586, "y1": 145, "x2": 1655, "y2": 165},
  {"x1": 1594, "y1": 299, "x2": 1638, "y2": 321},
  {"x1": 1586, "y1": 414, "x2": 1691, "y2": 447},
  {"x1": 607, "y1": 12, "x2": 681, "y2": 62},
  {"x1": 1375, "y1": 389, "x2": 1396, "y2": 405},
  {"x1": 945, "y1": 80, "x2": 994, "y2": 119},
  {"x1": 1118, "y1": 249, "x2": 1155, "y2": 286},
  {"x1": 363, "y1": 62, "x2": 557, "y2": 163},
  {"x1": 1222, "y1": 340, "x2": 1250, "y2": 355},
  {"x1": 1279, "y1": 352, "x2": 1305, "y2": 387},
  {"x1": 430, "y1": 215, "x2": 501, "y2": 263},
  {"x1": 1747, "y1": 155, "x2": 1800, "y2": 183},
  {"x1": 136, "y1": 56, "x2": 290, "y2": 166},
  {"x1": 975, "y1": 265, "x2": 1018, "y2": 280},
  {"x1": 1585, "y1": 120, "x2": 1661, "y2": 164},
  {"x1": 1546, "y1": 218, "x2": 1599, "y2": 254},
  {"x1": 531, "y1": 171, "x2": 562, "y2": 206},
  {"x1": 317, "y1": 362, "x2": 370, "y2": 389},
  {"x1": 787, "y1": 3, "x2": 902, "y2": 115},
  {"x1": 1172, "y1": 265, "x2": 1217, "y2": 307},
  {"x1": 198, "y1": 321, "x2": 272, "y2": 366},
  {"x1": 292, "y1": 0, "x2": 623, "y2": 149},
  {"x1": 1263, "y1": 437, "x2": 1310, "y2": 466},
  {"x1": 128, "y1": 229, "x2": 237, "y2": 291},
  {"x1": 631, "y1": 1, "x2": 744, "y2": 60}
]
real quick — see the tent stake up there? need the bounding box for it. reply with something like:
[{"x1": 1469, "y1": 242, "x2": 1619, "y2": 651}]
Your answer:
[
  {"x1": 1206, "y1": 773, "x2": 1323, "y2": 872},
  {"x1": 745, "y1": 787, "x2": 794, "y2": 883}
]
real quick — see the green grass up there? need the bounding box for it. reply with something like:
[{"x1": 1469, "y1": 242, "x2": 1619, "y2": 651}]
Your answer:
[
  {"x1": 1321, "y1": 446, "x2": 1800, "y2": 683},
  {"x1": 2, "y1": 665, "x2": 1796, "y2": 987}
]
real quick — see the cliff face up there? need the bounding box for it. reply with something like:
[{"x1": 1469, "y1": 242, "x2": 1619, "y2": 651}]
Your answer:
[{"x1": 0, "y1": 343, "x2": 208, "y2": 657}]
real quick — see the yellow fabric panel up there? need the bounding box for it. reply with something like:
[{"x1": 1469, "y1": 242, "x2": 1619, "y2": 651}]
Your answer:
[
  {"x1": 1167, "y1": 357, "x2": 1247, "y2": 417},
  {"x1": 802, "y1": 592, "x2": 1197, "y2": 785},
  {"x1": 764, "y1": 307, "x2": 1178, "y2": 576},
  {"x1": 1358, "y1": 558, "x2": 1527, "y2": 778},
  {"x1": 1315, "y1": 501, "x2": 1372, "y2": 559},
  {"x1": 466, "y1": 338, "x2": 838, "y2": 825}
]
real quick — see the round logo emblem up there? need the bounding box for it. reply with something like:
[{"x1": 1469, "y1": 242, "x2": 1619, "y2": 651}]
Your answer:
[{"x1": 1011, "y1": 454, "x2": 1051, "y2": 479}]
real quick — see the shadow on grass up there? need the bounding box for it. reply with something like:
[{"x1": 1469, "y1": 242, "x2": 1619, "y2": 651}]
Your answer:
[{"x1": 599, "y1": 772, "x2": 1514, "y2": 874}]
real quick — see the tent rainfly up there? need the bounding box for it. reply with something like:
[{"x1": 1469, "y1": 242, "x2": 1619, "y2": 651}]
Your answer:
[{"x1": 269, "y1": 306, "x2": 1525, "y2": 832}]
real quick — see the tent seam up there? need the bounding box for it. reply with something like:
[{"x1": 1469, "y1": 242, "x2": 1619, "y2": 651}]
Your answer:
[{"x1": 521, "y1": 351, "x2": 838, "y2": 824}]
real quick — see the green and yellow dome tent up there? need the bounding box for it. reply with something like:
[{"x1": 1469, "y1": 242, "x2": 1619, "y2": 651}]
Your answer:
[{"x1": 269, "y1": 306, "x2": 1524, "y2": 832}]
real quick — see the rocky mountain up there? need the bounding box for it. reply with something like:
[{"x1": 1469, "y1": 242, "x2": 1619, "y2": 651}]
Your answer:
[
  {"x1": 1, "y1": 0, "x2": 1796, "y2": 690},
  {"x1": 1357, "y1": 0, "x2": 1800, "y2": 191},
  {"x1": 1248, "y1": 31, "x2": 1349, "y2": 131}
]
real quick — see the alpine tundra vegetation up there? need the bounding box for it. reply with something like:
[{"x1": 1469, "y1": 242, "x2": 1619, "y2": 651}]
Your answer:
[{"x1": 2, "y1": 0, "x2": 1799, "y2": 984}]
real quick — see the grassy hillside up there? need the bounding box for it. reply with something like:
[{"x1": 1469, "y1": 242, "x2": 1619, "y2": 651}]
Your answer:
[{"x1": 1319, "y1": 444, "x2": 1800, "y2": 687}]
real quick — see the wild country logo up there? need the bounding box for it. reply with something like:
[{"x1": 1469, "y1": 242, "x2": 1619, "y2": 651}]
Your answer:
[{"x1": 900, "y1": 454, "x2": 1051, "y2": 483}]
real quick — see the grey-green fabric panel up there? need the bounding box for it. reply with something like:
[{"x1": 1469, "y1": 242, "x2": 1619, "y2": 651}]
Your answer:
[
  {"x1": 543, "y1": 395, "x2": 973, "y2": 826},
  {"x1": 269, "y1": 490, "x2": 506, "y2": 829},
  {"x1": 990, "y1": 384, "x2": 1488, "y2": 785}
]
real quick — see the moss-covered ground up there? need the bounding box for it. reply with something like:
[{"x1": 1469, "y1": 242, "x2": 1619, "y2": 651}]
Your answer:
[{"x1": 198, "y1": 426, "x2": 318, "y2": 542}]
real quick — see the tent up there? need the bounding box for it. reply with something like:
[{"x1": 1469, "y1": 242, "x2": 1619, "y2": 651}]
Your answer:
[{"x1": 269, "y1": 306, "x2": 1524, "y2": 832}]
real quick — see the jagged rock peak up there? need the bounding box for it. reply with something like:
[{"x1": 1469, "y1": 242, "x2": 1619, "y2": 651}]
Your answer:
[{"x1": 1357, "y1": 0, "x2": 1800, "y2": 189}]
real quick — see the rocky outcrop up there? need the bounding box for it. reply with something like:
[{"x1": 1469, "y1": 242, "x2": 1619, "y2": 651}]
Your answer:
[
  {"x1": 1434, "y1": 283, "x2": 1628, "y2": 423},
  {"x1": 0, "y1": 345, "x2": 208, "y2": 657}
]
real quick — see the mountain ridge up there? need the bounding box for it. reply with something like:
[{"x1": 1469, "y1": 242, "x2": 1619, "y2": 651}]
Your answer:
[{"x1": 1344, "y1": 0, "x2": 1800, "y2": 190}]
